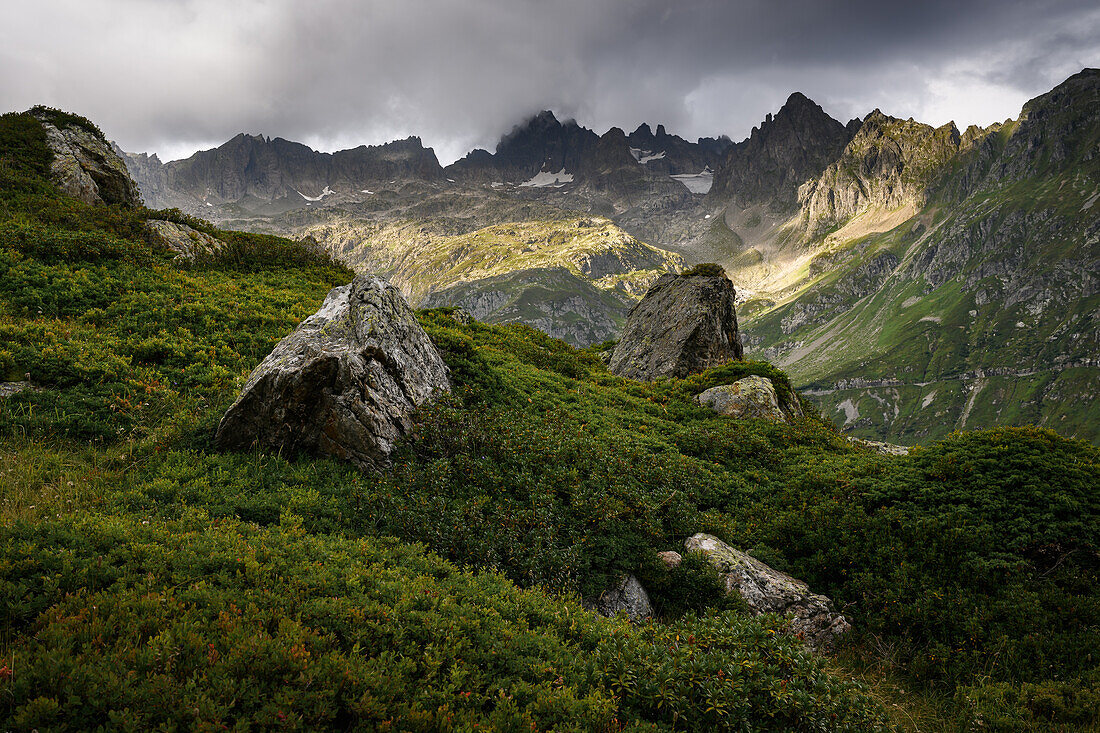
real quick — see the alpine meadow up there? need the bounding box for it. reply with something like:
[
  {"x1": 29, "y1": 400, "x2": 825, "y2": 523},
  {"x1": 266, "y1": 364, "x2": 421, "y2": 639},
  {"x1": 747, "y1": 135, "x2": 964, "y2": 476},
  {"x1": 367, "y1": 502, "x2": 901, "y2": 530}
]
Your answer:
[{"x1": 2, "y1": 2, "x2": 1100, "y2": 731}]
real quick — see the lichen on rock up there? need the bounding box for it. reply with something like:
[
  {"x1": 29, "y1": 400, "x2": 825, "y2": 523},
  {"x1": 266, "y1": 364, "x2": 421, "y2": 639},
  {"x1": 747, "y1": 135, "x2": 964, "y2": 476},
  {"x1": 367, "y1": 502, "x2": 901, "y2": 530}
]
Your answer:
[
  {"x1": 685, "y1": 533, "x2": 850, "y2": 652},
  {"x1": 696, "y1": 375, "x2": 803, "y2": 422}
]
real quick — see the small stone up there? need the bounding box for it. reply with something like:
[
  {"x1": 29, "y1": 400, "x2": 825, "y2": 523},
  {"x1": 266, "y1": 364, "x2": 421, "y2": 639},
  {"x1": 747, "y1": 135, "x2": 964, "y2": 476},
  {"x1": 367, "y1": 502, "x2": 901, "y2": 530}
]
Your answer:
[
  {"x1": 583, "y1": 575, "x2": 653, "y2": 622},
  {"x1": 845, "y1": 436, "x2": 910, "y2": 456},
  {"x1": 146, "y1": 220, "x2": 223, "y2": 259},
  {"x1": 657, "y1": 551, "x2": 682, "y2": 569}
]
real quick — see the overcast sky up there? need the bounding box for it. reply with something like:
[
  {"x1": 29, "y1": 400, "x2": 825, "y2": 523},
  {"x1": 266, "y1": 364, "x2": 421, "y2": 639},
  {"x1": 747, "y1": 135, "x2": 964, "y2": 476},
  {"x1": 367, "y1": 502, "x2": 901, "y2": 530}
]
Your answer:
[{"x1": 3, "y1": 0, "x2": 1098, "y2": 164}]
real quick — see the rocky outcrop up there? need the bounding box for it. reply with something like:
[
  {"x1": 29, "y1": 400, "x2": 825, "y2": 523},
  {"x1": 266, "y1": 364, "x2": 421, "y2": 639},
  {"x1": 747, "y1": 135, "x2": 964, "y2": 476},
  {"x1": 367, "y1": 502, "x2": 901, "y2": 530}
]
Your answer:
[
  {"x1": 609, "y1": 271, "x2": 743, "y2": 380},
  {"x1": 583, "y1": 575, "x2": 653, "y2": 622},
  {"x1": 696, "y1": 375, "x2": 803, "y2": 422},
  {"x1": 797, "y1": 112, "x2": 961, "y2": 239},
  {"x1": 31, "y1": 109, "x2": 141, "y2": 207},
  {"x1": 215, "y1": 276, "x2": 450, "y2": 472},
  {"x1": 846, "y1": 436, "x2": 909, "y2": 456},
  {"x1": 685, "y1": 533, "x2": 850, "y2": 652},
  {"x1": 708, "y1": 93, "x2": 853, "y2": 211},
  {"x1": 0, "y1": 381, "x2": 37, "y2": 399},
  {"x1": 146, "y1": 220, "x2": 223, "y2": 259}
]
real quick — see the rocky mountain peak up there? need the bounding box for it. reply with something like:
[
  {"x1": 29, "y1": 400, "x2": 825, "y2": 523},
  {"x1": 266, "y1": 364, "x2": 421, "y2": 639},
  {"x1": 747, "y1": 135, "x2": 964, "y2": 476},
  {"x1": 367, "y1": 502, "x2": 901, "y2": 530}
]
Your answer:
[
  {"x1": 708, "y1": 92, "x2": 852, "y2": 209},
  {"x1": 796, "y1": 110, "x2": 963, "y2": 238}
]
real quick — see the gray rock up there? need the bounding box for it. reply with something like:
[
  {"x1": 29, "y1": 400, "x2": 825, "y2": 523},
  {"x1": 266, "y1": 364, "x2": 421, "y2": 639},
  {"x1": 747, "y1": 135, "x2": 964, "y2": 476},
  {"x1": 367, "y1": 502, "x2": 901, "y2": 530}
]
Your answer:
[
  {"x1": 32, "y1": 111, "x2": 141, "y2": 207},
  {"x1": 583, "y1": 575, "x2": 653, "y2": 622},
  {"x1": 685, "y1": 533, "x2": 850, "y2": 652},
  {"x1": 0, "y1": 382, "x2": 37, "y2": 399},
  {"x1": 846, "y1": 436, "x2": 910, "y2": 456},
  {"x1": 657, "y1": 551, "x2": 682, "y2": 570},
  {"x1": 215, "y1": 275, "x2": 450, "y2": 472},
  {"x1": 146, "y1": 220, "x2": 223, "y2": 259},
  {"x1": 609, "y1": 271, "x2": 743, "y2": 380},
  {"x1": 696, "y1": 375, "x2": 803, "y2": 422}
]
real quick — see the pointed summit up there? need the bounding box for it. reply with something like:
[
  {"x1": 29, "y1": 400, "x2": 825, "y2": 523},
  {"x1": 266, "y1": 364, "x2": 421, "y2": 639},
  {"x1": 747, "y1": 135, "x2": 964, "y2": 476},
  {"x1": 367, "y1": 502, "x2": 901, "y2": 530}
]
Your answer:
[{"x1": 708, "y1": 92, "x2": 852, "y2": 209}]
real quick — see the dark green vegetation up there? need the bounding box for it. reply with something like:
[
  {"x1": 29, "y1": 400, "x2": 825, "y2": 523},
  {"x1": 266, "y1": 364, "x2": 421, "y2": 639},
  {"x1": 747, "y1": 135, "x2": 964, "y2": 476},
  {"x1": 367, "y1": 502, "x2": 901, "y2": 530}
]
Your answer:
[
  {"x1": 681, "y1": 262, "x2": 727, "y2": 277},
  {"x1": 2, "y1": 108, "x2": 1099, "y2": 730}
]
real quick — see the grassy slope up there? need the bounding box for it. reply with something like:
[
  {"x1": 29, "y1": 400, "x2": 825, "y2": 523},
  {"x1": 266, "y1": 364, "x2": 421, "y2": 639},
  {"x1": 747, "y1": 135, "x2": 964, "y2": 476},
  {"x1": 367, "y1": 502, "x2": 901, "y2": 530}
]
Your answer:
[
  {"x1": 283, "y1": 214, "x2": 685, "y2": 345},
  {"x1": 2, "y1": 108, "x2": 1100, "y2": 730},
  {"x1": 743, "y1": 138, "x2": 1100, "y2": 445}
]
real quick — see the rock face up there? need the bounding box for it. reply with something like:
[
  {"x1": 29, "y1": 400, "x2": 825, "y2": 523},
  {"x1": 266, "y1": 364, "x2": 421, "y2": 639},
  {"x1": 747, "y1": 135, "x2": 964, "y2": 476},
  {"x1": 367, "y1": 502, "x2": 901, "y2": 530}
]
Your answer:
[
  {"x1": 32, "y1": 110, "x2": 141, "y2": 207},
  {"x1": 583, "y1": 575, "x2": 653, "y2": 622},
  {"x1": 123, "y1": 133, "x2": 444, "y2": 213},
  {"x1": 685, "y1": 533, "x2": 850, "y2": 652},
  {"x1": 146, "y1": 220, "x2": 223, "y2": 259},
  {"x1": 696, "y1": 375, "x2": 803, "y2": 422},
  {"x1": 708, "y1": 92, "x2": 854, "y2": 210},
  {"x1": 609, "y1": 271, "x2": 743, "y2": 380},
  {"x1": 215, "y1": 276, "x2": 450, "y2": 472},
  {"x1": 796, "y1": 112, "x2": 961, "y2": 239}
]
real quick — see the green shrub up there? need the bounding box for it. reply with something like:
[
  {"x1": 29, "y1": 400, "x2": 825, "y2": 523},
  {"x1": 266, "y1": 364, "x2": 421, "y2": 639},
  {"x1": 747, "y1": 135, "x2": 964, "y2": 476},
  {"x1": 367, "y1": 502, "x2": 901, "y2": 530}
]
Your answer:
[
  {"x1": 637, "y1": 551, "x2": 741, "y2": 619},
  {"x1": 0, "y1": 515, "x2": 888, "y2": 731},
  {"x1": 682, "y1": 262, "x2": 726, "y2": 277}
]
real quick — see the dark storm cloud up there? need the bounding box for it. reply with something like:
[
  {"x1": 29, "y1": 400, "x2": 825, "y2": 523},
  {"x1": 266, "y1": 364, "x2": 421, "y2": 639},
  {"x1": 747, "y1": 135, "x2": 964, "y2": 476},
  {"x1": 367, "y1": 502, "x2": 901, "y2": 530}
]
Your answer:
[{"x1": 2, "y1": 0, "x2": 1097, "y2": 163}]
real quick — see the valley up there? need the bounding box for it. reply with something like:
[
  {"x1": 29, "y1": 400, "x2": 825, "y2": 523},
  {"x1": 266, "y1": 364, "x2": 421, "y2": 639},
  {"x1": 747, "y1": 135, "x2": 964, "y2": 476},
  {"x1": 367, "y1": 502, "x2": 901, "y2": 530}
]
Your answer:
[{"x1": 121, "y1": 69, "x2": 1100, "y2": 445}]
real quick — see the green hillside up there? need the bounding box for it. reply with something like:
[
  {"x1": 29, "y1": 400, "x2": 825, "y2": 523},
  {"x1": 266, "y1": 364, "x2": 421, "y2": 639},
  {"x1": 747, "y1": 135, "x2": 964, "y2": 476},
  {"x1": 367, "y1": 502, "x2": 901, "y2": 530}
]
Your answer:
[
  {"x1": 3, "y1": 108, "x2": 1100, "y2": 730},
  {"x1": 738, "y1": 70, "x2": 1100, "y2": 446}
]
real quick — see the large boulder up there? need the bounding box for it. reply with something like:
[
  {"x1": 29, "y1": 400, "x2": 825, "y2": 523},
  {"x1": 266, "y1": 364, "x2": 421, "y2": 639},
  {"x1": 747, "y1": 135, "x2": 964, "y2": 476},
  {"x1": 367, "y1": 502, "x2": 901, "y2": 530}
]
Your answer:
[
  {"x1": 146, "y1": 220, "x2": 223, "y2": 259},
  {"x1": 609, "y1": 270, "x2": 743, "y2": 381},
  {"x1": 583, "y1": 575, "x2": 653, "y2": 622},
  {"x1": 696, "y1": 375, "x2": 804, "y2": 422},
  {"x1": 31, "y1": 109, "x2": 141, "y2": 207},
  {"x1": 684, "y1": 533, "x2": 850, "y2": 652},
  {"x1": 215, "y1": 276, "x2": 450, "y2": 472}
]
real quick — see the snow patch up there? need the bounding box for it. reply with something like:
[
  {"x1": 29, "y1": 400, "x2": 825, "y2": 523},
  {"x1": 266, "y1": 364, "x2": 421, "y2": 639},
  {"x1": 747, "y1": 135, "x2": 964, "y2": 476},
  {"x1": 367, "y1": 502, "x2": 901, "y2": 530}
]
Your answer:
[
  {"x1": 901, "y1": 296, "x2": 922, "y2": 308},
  {"x1": 1082, "y1": 191, "x2": 1099, "y2": 211},
  {"x1": 520, "y1": 169, "x2": 574, "y2": 188},
  {"x1": 205, "y1": 202, "x2": 213, "y2": 207},
  {"x1": 447, "y1": 178, "x2": 456, "y2": 183},
  {"x1": 360, "y1": 190, "x2": 374, "y2": 195},
  {"x1": 1016, "y1": 321, "x2": 1026, "y2": 328},
  {"x1": 919, "y1": 316, "x2": 942, "y2": 323},
  {"x1": 671, "y1": 168, "x2": 713, "y2": 194},
  {"x1": 921, "y1": 390, "x2": 937, "y2": 409},
  {"x1": 296, "y1": 185, "x2": 336, "y2": 202},
  {"x1": 704, "y1": 214, "x2": 711, "y2": 219},
  {"x1": 637, "y1": 151, "x2": 666, "y2": 164}
]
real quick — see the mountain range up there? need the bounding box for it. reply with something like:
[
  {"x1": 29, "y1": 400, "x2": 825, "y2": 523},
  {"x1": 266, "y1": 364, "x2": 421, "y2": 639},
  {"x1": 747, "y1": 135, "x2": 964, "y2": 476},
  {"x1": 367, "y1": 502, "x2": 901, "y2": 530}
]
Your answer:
[{"x1": 119, "y1": 68, "x2": 1100, "y2": 446}]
